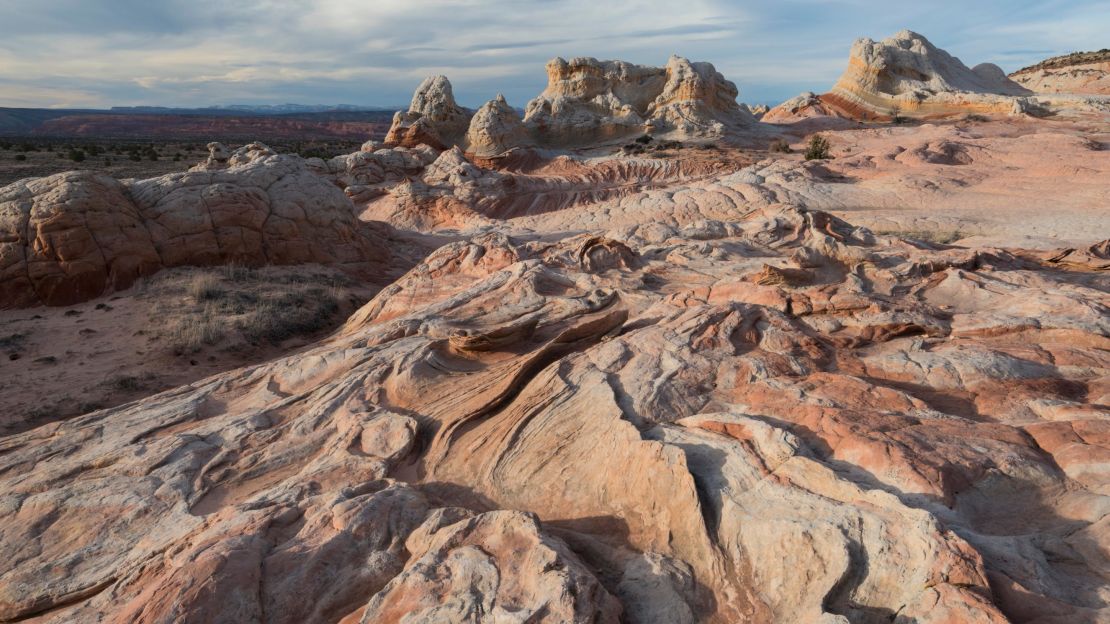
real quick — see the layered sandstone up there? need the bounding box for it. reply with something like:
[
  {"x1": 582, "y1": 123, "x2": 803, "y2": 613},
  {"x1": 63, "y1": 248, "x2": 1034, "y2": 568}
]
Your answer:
[
  {"x1": 384, "y1": 75, "x2": 472, "y2": 149},
  {"x1": 762, "y1": 91, "x2": 847, "y2": 123},
  {"x1": 521, "y1": 54, "x2": 752, "y2": 145},
  {"x1": 827, "y1": 30, "x2": 1033, "y2": 119},
  {"x1": 2, "y1": 196, "x2": 1106, "y2": 622},
  {"x1": 1010, "y1": 50, "x2": 1110, "y2": 95},
  {"x1": 463, "y1": 93, "x2": 530, "y2": 157},
  {"x1": 0, "y1": 143, "x2": 389, "y2": 307}
]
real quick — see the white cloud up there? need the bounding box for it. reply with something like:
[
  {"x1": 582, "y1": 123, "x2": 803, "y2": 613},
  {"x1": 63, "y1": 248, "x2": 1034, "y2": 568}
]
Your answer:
[{"x1": 0, "y1": 0, "x2": 1106, "y2": 108}]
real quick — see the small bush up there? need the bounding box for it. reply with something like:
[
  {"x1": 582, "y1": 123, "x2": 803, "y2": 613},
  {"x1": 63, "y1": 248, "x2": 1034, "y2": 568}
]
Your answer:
[
  {"x1": 224, "y1": 264, "x2": 256, "y2": 282},
  {"x1": 107, "y1": 374, "x2": 144, "y2": 392},
  {"x1": 238, "y1": 290, "x2": 339, "y2": 345},
  {"x1": 634, "y1": 134, "x2": 654, "y2": 145},
  {"x1": 804, "y1": 134, "x2": 831, "y2": 160},
  {"x1": 0, "y1": 332, "x2": 27, "y2": 350},
  {"x1": 68, "y1": 149, "x2": 86, "y2": 162},
  {"x1": 769, "y1": 138, "x2": 792, "y2": 153},
  {"x1": 187, "y1": 273, "x2": 226, "y2": 301},
  {"x1": 167, "y1": 305, "x2": 224, "y2": 354},
  {"x1": 129, "y1": 152, "x2": 142, "y2": 162},
  {"x1": 14, "y1": 154, "x2": 26, "y2": 162}
]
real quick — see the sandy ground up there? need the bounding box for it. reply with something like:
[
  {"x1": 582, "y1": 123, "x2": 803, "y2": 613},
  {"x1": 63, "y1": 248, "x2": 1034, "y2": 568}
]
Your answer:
[{"x1": 0, "y1": 264, "x2": 380, "y2": 435}]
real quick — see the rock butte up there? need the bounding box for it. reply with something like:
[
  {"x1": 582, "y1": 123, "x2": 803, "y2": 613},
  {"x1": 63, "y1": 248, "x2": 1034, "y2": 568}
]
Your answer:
[
  {"x1": 0, "y1": 30, "x2": 1108, "y2": 624},
  {"x1": 766, "y1": 30, "x2": 1110, "y2": 123}
]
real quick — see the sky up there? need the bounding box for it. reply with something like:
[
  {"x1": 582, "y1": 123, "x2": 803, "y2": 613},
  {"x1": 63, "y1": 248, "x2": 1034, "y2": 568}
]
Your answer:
[{"x1": 0, "y1": 0, "x2": 1107, "y2": 109}]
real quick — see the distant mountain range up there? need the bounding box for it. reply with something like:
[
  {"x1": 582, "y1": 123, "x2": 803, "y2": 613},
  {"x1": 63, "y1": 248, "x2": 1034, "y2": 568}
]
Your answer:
[
  {"x1": 0, "y1": 106, "x2": 404, "y2": 141},
  {"x1": 107, "y1": 104, "x2": 400, "y2": 115},
  {"x1": 0, "y1": 105, "x2": 401, "y2": 140}
]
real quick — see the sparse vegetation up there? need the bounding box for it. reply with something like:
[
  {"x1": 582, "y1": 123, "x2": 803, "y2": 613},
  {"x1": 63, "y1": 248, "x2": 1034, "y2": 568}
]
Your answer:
[
  {"x1": 874, "y1": 229, "x2": 966, "y2": 245},
  {"x1": 187, "y1": 272, "x2": 226, "y2": 301},
  {"x1": 139, "y1": 266, "x2": 362, "y2": 356},
  {"x1": 0, "y1": 332, "x2": 27, "y2": 351},
  {"x1": 14, "y1": 154, "x2": 26, "y2": 162},
  {"x1": 237, "y1": 290, "x2": 340, "y2": 345},
  {"x1": 68, "y1": 149, "x2": 86, "y2": 162},
  {"x1": 166, "y1": 303, "x2": 226, "y2": 354},
  {"x1": 107, "y1": 374, "x2": 147, "y2": 392},
  {"x1": 890, "y1": 105, "x2": 907, "y2": 125},
  {"x1": 804, "y1": 134, "x2": 831, "y2": 160}
]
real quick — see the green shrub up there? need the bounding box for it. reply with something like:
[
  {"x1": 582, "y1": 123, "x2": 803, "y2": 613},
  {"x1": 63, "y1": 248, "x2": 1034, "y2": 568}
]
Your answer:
[
  {"x1": 804, "y1": 135, "x2": 831, "y2": 160},
  {"x1": 14, "y1": 154, "x2": 26, "y2": 162},
  {"x1": 68, "y1": 149, "x2": 86, "y2": 162}
]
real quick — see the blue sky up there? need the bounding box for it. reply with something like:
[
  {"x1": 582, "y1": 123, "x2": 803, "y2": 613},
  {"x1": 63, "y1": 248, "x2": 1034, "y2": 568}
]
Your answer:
[{"x1": 0, "y1": 0, "x2": 1106, "y2": 109}]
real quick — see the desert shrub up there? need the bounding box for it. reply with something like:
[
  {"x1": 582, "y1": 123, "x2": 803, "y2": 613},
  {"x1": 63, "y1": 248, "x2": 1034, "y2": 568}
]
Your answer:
[
  {"x1": 187, "y1": 273, "x2": 225, "y2": 301},
  {"x1": 769, "y1": 138, "x2": 792, "y2": 153},
  {"x1": 223, "y1": 264, "x2": 256, "y2": 282},
  {"x1": 874, "y1": 229, "x2": 965, "y2": 245},
  {"x1": 963, "y1": 113, "x2": 988, "y2": 122},
  {"x1": 68, "y1": 149, "x2": 86, "y2": 162},
  {"x1": 166, "y1": 304, "x2": 224, "y2": 354},
  {"x1": 238, "y1": 290, "x2": 339, "y2": 345},
  {"x1": 14, "y1": 154, "x2": 26, "y2": 161},
  {"x1": 129, "y1": 152, "x2": 142, "y2": 162},
  {"x1": 804, "y1": 135, "x2": 831, "y2": 160},
  {"x1": 107, "y1": 374, "x2": 144, "y2": 392},
  {"x1": 634, "y1": 134, "x2": 654, "y2": 144},
  {"x1": 0, "y1": 332, "x2": 27, "y2": 350}
]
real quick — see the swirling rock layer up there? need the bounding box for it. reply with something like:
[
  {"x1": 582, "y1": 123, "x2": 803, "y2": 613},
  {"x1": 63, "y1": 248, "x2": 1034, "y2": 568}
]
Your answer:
[{"x1": 1, "y1": 188, "x2": 1106, "y2": 621}]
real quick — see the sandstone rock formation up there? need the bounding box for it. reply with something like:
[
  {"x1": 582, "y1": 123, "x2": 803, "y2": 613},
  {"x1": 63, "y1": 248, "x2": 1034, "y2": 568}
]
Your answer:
[
  {"x1": 463, "y1": 93, "x2": 530, "y2": 157},
  {"x1": 827, "y1": 30, "x2": 1032, "y2": 118},
  {"x1": 1010, "y1": 50, "x2": 1110, "y2": 95},
  {"x1": 384, "y1": 75, "x2": 472, "y2": 149},
  {"x1": 2, "y1": 195, "x2": 1106, "y2": 622},
  {"x1": 521, "y1": 55, "x2": 752, "y2": 145},
  {"x1": 740, "y1": 103, "x2": 769, "y2": 119},
  {"x1": 0, "y1": 144, "x2": 389, "y2": 307},
  {"x1": 643, "y1": 55, "x2": 754, "y2": 136},
  {"x1": 762, "y1": 91, "x2": 847, "y2": 123}
]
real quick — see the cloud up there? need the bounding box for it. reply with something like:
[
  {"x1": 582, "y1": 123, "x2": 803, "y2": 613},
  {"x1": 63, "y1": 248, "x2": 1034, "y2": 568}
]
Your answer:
[{"x1": 0, "y1": 0, "x2": 1107, "y2": 108}]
